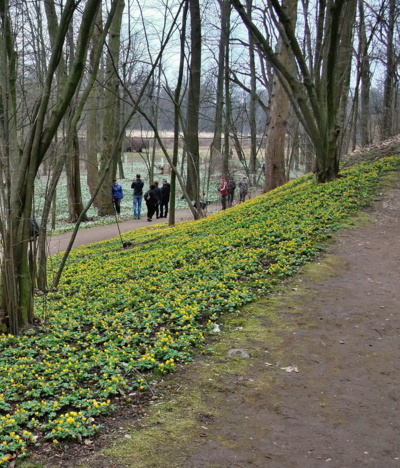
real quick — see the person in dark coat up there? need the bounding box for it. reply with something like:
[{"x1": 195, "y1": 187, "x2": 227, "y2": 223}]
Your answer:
[
  {"x1": 153, "y1": 181, "x2": 161, "y2": 219},
  {"x1": 112, "y1": 179, "x2": 124, "y2": 215},
  {"x1": 227, "y1": 176, "x2": 236, "y2": 207},
  {"x1": 160, "y1": 179, "x2": 171, "y2": 218},
  {"x1": 145, "y1": 184, "x2": 158, "y2": 221},
  {"x1": 239, "y1": 177, "x2": 249, "y2": 203},
  {"x1": 131, "y1": 174, "x2": 144, "y2": 219}
]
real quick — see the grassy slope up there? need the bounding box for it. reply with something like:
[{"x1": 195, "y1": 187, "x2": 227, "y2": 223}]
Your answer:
[{"x1": 2, "y1": 156, "x2": 400, "y2": 465}]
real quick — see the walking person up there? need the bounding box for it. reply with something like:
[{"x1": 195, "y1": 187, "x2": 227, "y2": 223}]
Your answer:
[
  {"x1": 153, "y1": 181, "x2": 161, "y2": 219},
  {"x1": 145, "y1": 184, "x2": 157, "y2": 221},
  {"x1": 112, "y1": 179, "x2": 124, "y2": 215},
  {"x1": 227, "y1": 176, "x2": 236, "y2": 207},
  {"x1": 219, "y1": 177, "x2": 229, "y2": 210},
  {"x1": 131, "y1": 174, "x2": 144, "y2": 219},
  {"x1": 160, "y1": 179, "x2": 171, "y2": 218},
  {"x1": 239, "y1": 177, "x2": 249, "y2": 203}
]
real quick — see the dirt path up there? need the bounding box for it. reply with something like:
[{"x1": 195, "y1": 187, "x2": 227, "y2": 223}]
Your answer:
[
  {"x1": 37, "y1": 178, "x2": 400, "y2": 468},
  {"x1": 178, "y1": 178, "x2": 400, "y2": 468},
  {"x1": 172, "y1": 177, "x2": 400, "y2": 468}
]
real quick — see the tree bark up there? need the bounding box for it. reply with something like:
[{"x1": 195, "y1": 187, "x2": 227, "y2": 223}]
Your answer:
[
  {"x1": 223, "y1": 2, "x2": 232, "y2": 179},
  {"x1": 246, "y1": 0, "x2": 258, "y2": 177},
  {"x1": 170, "y1": 2, "x2": 189, "y2": 226},
  {"x1": 98, "y1": 0, "x2": 125, "y2": 216},
  {"x1": 185, "y1": 0, "x2": 202, "y2": 212},
  {"x1": 382, "y1": 0, "x2": 396, "y2": 139},
  {"x1": 358, "y1": 0, "x2": 371, "y2": 146},
  {"x1": 210, "y1": 0, "x2": 228, "y2": 175},
  {"x1": 86, "y1": 7, "x2": 102, "y2": 208},
  {"x1": 264, "y1": 0, "x2": 297, "y2": 192}
]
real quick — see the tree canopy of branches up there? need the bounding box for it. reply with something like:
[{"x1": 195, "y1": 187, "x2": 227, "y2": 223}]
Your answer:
[{"x1": 231, "y1": 0, "x2": 358, "y2": 183}]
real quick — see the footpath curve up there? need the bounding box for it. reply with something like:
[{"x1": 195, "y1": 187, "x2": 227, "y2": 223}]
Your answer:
[
  {"x1": 48, "y1": 188, "x2": 265, "y2": 256},
  {"x1": 48, "y1": 207, "x2": 205, "y2": 256}
]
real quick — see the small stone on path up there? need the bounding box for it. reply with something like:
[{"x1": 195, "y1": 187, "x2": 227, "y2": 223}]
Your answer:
[{"x1": 227, "y1": 348, "x2": 250, "y2": 359}]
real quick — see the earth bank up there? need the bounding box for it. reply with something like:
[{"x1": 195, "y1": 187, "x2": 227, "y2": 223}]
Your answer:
[{"x1": 23, "y1": 173, "x2": 400, "y2": 468}]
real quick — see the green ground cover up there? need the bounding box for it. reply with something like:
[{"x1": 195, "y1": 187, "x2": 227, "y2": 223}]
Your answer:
[{"x1": 1, "y1": 156, "x2": 400, "y2": 464}]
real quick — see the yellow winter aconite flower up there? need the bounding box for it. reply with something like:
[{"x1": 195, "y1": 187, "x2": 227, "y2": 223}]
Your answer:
[{"x1": 1, "y1": 156, "x2": 400, "y2": 458}]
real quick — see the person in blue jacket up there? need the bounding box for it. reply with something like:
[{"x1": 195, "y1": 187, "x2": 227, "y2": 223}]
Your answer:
[{"x1": 112, "y1": 179, "x2": 124, "y2": 215}]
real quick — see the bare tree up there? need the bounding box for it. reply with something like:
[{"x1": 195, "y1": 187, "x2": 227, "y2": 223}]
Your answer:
[
  {"x1": 264, "y1": 0, "x2": 297, "y2": 192},
  {"x1": 210, "y1": 0, "x2": 231, "y2": 180},
  {"x1": 169, "y1": 1, "x2": 189, "y2": 225},
  {"x1": 246, "y1": 0, "x2": 259, "y2": 177},
  {"x1": 185, "y1": 0, "x2": 202, "y2": 211},
  {"x1": 0, "y1": 0, "x2": 118, "y2": 334},
  {"x1": 382, "y1": 0, "x2": 398, "y2": 139},
  {"x1": 98, "y1": 0, "x2": 125, "y2": 216},
  {"x1": 222, "y1": 1, "x2": 232, "y2": 179},
  {"x1": 86, "y1": 6, "x2": 103, "y2": 208},
  {"x1": 231, "y1": 0, "x2": 358, "y2": 183},
  {"x1": 358, "y1": 0, "x2": 372, "y2": 146}
]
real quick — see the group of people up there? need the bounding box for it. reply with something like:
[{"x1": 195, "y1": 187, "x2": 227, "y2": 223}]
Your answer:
[
  {"x1": 112, "y1": 175, "x2": 171, "y2": 222},
  {"x1": 219, "y1": 175, "x2": 248, "y2": 210},
  {"x1": 112, "y1": 172, "x2": 249, "y2": 220}
]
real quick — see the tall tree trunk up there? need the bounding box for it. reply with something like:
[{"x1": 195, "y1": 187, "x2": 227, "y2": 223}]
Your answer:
[
  {"x1": 358, "y1": 0, "x2": 371, "y2": 146},
  {"x1": 223, "y1": 1, "x2": 232, "y2": 179},
  {"x1": 66, "y1": 131, "x2": 87, "y2": 222},
  {"x1": 246, "y1": 0, "x2": 258, "y2": 177},
  {"x1": 150, "y1": 64, "x2": 162, "y2": 184},
  {"x1": 185, "y1": 0, "x2": 202, "y2": 213},
  {"x1": 170, "y1": 2, "x2": 189, "y2": 226},
  {"x1": 264, "y1": 74, "x2": 290, "y2": 191},
  {"x1": 264, "y1": 0, "x2": 297, "y2": 192},
  {"x1": 382, "y1": 0, "x2": 396, "y2": 139},
  {"x1": 210, "y1": 0, "x2": 228, "y2": 173},
  {"x1": 65, "y1": 20, "x2": 85, "y2": 223},
  {"x1": 45, "y1": 0, "x2": 87, "y2": 224},
  {"x1": 98, "y1": 0, "x2": 125, "y2": 216},
  {"x1": 86, "y1": 6, "x2": 102, "y2": 209},
  {"x1": 335, "y1": 0, "x2": 357, "y2": 163}
]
